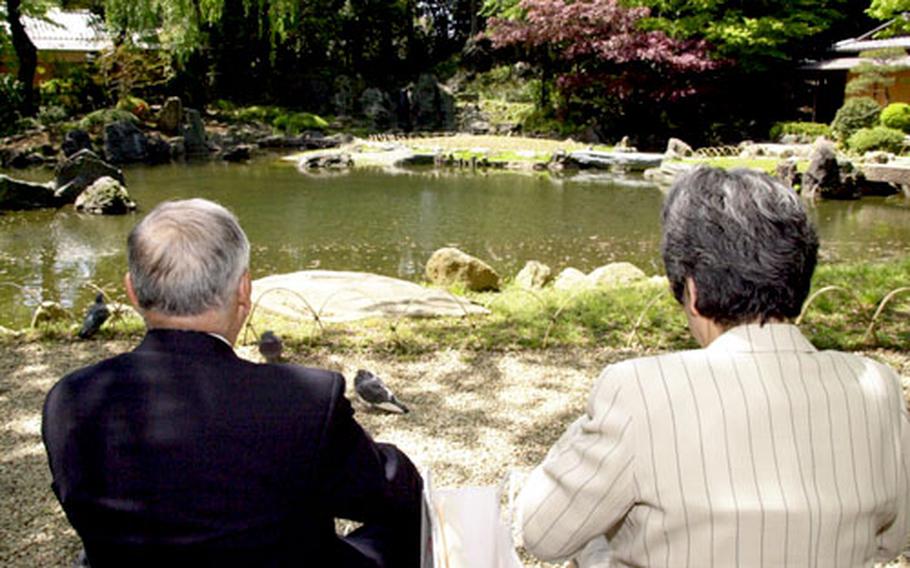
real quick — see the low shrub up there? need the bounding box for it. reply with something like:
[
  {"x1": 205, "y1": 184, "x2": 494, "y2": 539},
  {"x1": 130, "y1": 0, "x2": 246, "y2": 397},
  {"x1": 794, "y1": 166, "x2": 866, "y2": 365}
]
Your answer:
[
  {"x1": 37, "y1": 105, "x2": 68, "y2": 125},
  {"x1": 831, "y1": 97, "x2": 881, "y2": 140},
  {"x1": 116, "y1": 96, "x2": 151, "y2": 120},
  {"x1": 40, "y1": 79, "x2": 80, "y2": 114},
  {"x1": 235, "y1": 105, "x2": 284, "y2": 124},
  {"x1": 880, "y1": 102, "x2": 910, "y2": 133},
  {"x1": 846, "y1": 125, "x2": 906, "y2": 154},
  {"x1": 78, "y1": 108, "x2": 141, "y2": 130},
  {"x1": 272, "y1": 112, "x2": 329, "y2": 134},
  {"x1": 769, "y1": 121, "x2": 832, "y2": 142},
  {"x1": 0, "y1": 75, "x2": 23, "y2": 135}
]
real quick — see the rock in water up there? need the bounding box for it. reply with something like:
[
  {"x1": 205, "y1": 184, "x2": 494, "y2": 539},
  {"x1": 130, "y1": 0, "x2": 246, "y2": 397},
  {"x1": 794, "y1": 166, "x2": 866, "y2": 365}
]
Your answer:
[
  {"x1": 158, "y1": 96, "x2": 183, "y2": 134},
  {"x1": 354, "y1": 369, "x2": 409, "y2": 414},
  {"x1": 55, "y1": 149, "x2": 125, "y2": 204},
  {"x1": 75, "y1": 176, "x2": 137, "y2": 215},
  {"x1": 104, "y1": 121, "x2": 149, "y2": 164},
  {"x1": 425, "y1": 247, "x2": 500, "y2": 291},
  {"x1": 258, "y1": 331, "x2": 283, "y2": 364},
  {"x1": 802, "y1": 139, "x2": 859, "y2": 199},
  {"x1": 61, "y1": 129, "x2": 93, "y2": 158},
  {"x1": 79, "y1": 293, "x2": 110, "y2": 339},
  {"x1": 0, "y1": 175, "x2": 58, "y2": 210},
  {"x1": 182, "y1": 108, "x2": 209, "y2": 158}
]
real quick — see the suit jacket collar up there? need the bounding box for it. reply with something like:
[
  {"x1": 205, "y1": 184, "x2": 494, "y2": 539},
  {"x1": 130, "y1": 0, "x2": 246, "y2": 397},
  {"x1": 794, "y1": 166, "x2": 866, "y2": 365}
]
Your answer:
[
  {"x1": 135, "y1": 329, "x2": 238, "y2": 358},
  {"x1": 707, "y1": 323, "x2": 817, "y2": 354}
]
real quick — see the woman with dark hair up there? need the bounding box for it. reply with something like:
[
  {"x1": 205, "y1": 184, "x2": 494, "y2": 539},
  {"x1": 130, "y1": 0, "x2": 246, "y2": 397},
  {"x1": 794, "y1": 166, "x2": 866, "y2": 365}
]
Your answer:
[{"x1": 517, "y1": 166, "x2": 910, "y2": 567}]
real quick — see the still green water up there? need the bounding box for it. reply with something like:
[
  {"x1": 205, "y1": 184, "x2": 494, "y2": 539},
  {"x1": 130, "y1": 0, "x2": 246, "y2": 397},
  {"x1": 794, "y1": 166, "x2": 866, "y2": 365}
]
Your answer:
[{"x1": 1, "y1": 159, "x2": 909, "y2": 328}]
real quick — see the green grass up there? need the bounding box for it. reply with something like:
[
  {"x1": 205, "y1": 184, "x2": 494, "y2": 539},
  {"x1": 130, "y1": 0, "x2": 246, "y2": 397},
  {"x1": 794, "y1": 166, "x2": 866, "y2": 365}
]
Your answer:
[
  {"x1": 5, "y1": 258, "x2": 907, "y2": 354},
  {"x1": 676, "y1": 156, "x2": 810, "y2": 174}
]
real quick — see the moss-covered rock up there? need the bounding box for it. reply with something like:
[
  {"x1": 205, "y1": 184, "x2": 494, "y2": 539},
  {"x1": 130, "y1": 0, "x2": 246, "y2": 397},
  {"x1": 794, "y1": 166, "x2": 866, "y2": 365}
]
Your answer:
[{"x1": 75, "y1": 176, "x2": 137, "y2": 215}]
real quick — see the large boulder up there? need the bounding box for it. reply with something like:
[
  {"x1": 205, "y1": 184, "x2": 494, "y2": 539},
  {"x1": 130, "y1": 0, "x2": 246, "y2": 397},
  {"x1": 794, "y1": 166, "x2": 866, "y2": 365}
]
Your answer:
[
  {"x1": 104, "y1": 120, "x2": 149, "y2": 164},
  {"x1": 515, "y1": 261, "x2": 552, "y2": 289},
  {"x1": 562, "y1": 150, "x2": 663, "y2": 172},
  {"x1": 75, "y1": 176, "x2": 137, "y2": 215},
  {"x1": 360, "y1": 88, "x2": 394, "y2": 130},
  {"x1": 802, "y1": 139, "x2": 858, "y2": 199},
  {"x1": 410, "y1": 74, "x2": 456, "y2": 131},
  {"x1": 61, "y1": 129, "x2": 93, "y2": 157},
  {"x1": 54, "y1": 149, "x2": 125, "y2": 204},
  {"x1": 425, "y1": 247, "x2": 500, "y2": 291},
  {"x1": 182, "y1": 108, "x2": 209, "y2": 158},
  {"x1": 158, "y1": 96, "x2": 183, "y2": 134},
  {"x1": 664, "y1": 137, "x2": 693, "y2": 159},
  {"x1": 0, "y1": 174, "x2": 58, "y2": 210},
  {"x1": 587, "y1": 262, "x2": 647, "y2": 287},
  {"x1": 775, "y1": 158, "x2": 800, "y2": 190},
  {"x1": 145, "y1": 134, "x2": 173, "y2": 165}
]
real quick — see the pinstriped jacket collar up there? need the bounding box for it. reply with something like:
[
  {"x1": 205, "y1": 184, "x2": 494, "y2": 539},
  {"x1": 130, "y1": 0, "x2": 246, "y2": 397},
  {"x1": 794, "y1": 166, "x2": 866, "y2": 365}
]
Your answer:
[{"x1": 706, "y1": 323, "x2": 817, "y2": 354}]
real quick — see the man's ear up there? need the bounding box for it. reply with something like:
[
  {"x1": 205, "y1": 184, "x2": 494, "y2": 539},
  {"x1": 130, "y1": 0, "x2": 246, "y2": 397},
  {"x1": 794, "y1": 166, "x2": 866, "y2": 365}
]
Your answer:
[
  {"x1": 124, "y1": 273, "x2": 141, "y2": 310},
  {"x1": 237, "y1": 271, "x2": 252, "y2": 313}
]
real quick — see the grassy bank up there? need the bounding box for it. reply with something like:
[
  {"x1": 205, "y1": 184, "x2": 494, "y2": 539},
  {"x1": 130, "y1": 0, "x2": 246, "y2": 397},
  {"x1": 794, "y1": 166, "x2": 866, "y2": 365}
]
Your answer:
[{"x1": 6, "y1": 257, "x2": 908, "y2": 354}]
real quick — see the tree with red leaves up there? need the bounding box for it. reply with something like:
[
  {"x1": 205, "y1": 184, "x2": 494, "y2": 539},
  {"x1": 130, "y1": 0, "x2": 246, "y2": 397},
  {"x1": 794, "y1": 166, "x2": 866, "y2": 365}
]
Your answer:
[{"x1": 485, "y1": 0, "x2": 716, "y2": 138}]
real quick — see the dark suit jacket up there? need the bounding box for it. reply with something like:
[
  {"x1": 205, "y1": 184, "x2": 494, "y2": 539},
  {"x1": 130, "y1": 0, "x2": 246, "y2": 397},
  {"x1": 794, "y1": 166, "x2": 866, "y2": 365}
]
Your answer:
[{"x1": 42, "y1": 329, "x2": 422, "y2": 567}]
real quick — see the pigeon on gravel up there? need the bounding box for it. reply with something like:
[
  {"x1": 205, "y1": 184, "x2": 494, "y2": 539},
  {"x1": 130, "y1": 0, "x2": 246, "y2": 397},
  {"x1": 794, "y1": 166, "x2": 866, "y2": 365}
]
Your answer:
[
  {"x1": 258, "y1": 331, "x2": 283, "y2": 364},
  {"x1": 354, "y1": 369, "x2": 409, "y2": 414},
  {"x1": 78, "y1": 293, "x2": 110, "y2": 339}
]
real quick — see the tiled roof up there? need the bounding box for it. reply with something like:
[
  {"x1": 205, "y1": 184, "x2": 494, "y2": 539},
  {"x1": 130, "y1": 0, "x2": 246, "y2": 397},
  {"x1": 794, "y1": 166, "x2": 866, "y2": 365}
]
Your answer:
[
  {"x1": 802, "y1": 55, "x2": 910, "y2": 70},
  {"x1": 21, "y1": 9, "x2": 112, "y2": 52},
  {"x1": 833, "y1": 36, "x2": 910, "y2": 53}
]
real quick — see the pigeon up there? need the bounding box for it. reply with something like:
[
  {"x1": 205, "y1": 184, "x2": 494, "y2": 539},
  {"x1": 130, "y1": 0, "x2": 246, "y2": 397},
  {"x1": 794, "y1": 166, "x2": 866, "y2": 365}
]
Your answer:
[
  {"x1": 78, "y1": 293, "x2": 110, "y2": 339},
  {"x1": 258, "y1": 331, "x2": 283, "y2": 364},
  {"x1": 354, "y1": 369, "x2": 409, "y2": 414}
]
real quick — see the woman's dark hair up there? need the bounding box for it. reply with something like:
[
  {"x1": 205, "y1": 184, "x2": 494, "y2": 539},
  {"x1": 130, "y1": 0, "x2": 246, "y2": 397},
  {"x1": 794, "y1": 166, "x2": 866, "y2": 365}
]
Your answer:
[{"x1": 661, "y1": 166, "x2": 819, "y2": 327}]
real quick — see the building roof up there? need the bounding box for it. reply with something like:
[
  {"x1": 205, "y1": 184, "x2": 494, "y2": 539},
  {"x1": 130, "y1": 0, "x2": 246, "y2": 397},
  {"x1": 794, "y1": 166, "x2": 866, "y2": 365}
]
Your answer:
[
  {"x1": 833, "y1": 36, "x2": 910, "y2": 53},
  {"x1": 21, "y1": 9, "x2": 112, "y2": 52},
  {"x1": 803, "y1": 55, "x2": 910, "y2": 70}
]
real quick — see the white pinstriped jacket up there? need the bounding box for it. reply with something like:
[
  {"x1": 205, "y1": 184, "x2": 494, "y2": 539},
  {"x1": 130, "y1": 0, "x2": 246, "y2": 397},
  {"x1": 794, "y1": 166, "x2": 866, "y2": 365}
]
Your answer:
[{"x1": 518, "y1": 323, "x2": 910, "y2": 567}]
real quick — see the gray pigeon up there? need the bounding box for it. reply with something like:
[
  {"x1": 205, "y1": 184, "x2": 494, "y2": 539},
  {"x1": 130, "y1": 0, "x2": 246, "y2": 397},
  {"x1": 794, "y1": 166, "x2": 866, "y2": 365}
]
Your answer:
[
  {"x1": 354, "y1": 369, "x2": 409, "y2": 414},
  {"x1": 78, "y1": 293, "x2": 110, "y2": 339},
  {"x1": 258, "y1": 331, "x2": 283, "y2": 363}
]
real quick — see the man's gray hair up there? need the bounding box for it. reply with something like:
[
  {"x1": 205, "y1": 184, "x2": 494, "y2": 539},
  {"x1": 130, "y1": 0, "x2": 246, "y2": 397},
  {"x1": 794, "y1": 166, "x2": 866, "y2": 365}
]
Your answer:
[
  {"x1": 661, "y1": 166, "x2": 819, "y2": 327},
  {"x1": 127, "y1": 199, "x2": 250, "y2": 316}
]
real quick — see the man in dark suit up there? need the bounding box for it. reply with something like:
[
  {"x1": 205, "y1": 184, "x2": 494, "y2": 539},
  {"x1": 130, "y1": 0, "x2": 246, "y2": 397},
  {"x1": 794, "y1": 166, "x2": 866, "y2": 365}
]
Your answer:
[{"x1": 42, "y1": 198, "x2": 423, "y2": 567}]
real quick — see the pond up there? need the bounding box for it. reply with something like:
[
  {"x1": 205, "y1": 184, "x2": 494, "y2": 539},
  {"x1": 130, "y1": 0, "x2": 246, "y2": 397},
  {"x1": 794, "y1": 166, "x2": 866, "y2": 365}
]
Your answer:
[{"x1": 2, "y1": 159, "x2": 910, "y2": 328}]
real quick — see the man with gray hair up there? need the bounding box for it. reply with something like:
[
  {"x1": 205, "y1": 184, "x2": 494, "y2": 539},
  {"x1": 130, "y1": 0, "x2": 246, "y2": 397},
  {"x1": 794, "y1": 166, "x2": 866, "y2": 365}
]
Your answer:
[
  {"x1": 518, "y1": 166, "x2": 910, "y2": 566},
  {"x1": 43, "y1": 199, "x2": 423, "y2": 567}
]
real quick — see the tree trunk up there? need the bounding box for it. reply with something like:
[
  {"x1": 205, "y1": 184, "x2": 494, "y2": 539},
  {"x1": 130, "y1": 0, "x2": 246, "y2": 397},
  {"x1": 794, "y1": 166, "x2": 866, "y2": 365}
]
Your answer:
[{"x1": 6, "y1": 0, "x2": 38, "y2": 116}]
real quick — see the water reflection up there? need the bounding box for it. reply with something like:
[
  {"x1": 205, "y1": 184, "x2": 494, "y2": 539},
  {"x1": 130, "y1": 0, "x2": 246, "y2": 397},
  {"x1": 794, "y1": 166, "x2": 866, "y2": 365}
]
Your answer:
[{"x1": 0, "y1": 160, "x2": 908, "y2": 328}]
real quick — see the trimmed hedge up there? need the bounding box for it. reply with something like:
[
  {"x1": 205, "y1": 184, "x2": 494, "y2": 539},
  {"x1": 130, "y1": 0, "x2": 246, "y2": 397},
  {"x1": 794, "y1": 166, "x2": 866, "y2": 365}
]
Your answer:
[
  {"x1": 881, "y1": 102, "x2": 910, "y2": 133},
  {"x1": 831, "y1": 97, "x2": 881, "y2": 140},
  {"x1": 846, "y1": 126, "x2": 906, "y2": 154},
  {"x1": 769, "y1": 121, "x2": 832, "y2": 142}
]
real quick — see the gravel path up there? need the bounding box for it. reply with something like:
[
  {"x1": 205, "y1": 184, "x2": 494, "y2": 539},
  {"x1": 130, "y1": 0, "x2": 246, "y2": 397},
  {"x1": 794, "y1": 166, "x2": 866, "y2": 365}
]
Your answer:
[{"x1": 2, "y1": 339, "x2": 907, "y2": 567}]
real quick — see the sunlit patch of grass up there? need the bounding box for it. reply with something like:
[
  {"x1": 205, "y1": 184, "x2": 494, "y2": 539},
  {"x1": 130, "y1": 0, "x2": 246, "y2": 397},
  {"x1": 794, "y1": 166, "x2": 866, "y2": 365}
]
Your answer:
[{"x1": 676, "y1": 156, "x2": 810, "y2": 174}]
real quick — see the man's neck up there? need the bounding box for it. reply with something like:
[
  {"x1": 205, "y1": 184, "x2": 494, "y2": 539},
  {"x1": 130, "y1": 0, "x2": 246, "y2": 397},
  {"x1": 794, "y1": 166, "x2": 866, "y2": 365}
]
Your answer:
[{"x1": 143, "y1": 311, "x2": 238, "y2": 345}]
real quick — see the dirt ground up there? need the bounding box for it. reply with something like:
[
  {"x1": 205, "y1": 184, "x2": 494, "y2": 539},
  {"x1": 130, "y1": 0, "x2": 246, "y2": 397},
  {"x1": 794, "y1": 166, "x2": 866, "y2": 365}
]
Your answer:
[{"x1": 2, "y1": 339, "x2": 908, "y2": 567}]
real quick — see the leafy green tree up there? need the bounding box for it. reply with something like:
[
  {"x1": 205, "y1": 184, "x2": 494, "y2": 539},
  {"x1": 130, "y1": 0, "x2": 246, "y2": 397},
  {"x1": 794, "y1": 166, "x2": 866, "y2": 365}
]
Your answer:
[{"x1": 630, "y1": 0, "x2": 862, "y2": 72}]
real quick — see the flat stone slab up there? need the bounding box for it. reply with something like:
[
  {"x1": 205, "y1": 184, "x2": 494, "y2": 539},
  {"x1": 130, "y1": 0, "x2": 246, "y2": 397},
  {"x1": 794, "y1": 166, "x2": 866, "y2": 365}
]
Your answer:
[
  {"x1": 862, "y1": 163, "x2": 910, "y2": 185},
  {"x1": 251, "y1": 270, "x2": 489, "y2": 323},
  {"x1": 567, "y1": 150, "x2": 663, "y2": 171}
]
